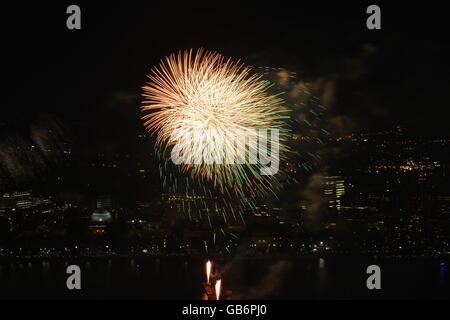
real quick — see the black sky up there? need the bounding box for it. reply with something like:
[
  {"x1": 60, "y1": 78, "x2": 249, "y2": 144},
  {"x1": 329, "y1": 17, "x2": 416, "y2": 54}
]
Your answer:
[{"x1": 3, "y1": 1, "x2": 450, "y2": 144}]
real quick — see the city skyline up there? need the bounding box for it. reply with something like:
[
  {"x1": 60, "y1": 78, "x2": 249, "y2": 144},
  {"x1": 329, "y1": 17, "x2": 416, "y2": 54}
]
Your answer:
[{"x1": 1, "y1": 2, "x2": 449, "y2": 301}]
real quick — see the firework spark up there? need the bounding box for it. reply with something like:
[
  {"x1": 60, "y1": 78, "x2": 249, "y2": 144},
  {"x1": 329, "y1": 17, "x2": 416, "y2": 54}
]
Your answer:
[
  {"x1": 215, "y1": 279, "x2": 222, "y2": 300},
  {"x1": 206, "y1": 260, "x2": 212, "y2": 284}
]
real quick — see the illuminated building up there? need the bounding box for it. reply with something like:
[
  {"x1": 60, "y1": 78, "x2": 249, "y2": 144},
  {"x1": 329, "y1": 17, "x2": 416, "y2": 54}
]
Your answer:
[
  {"x1": 90, "y1": 195, "x2": 113, "y2": 236},
  {"x1": 91, "y1": 208, "x2": 112, "y2": 224},
  {"x1": 1, "y1": 191, "x2": 32, "y2": 210},
  {"x1": 323, "y1": 176, "x2": 345, "y2": 212},
  {"x1": 437, "y1": 195, "x2": 450, "y2": 215},
  {"x1": 89, "y1": 208, "x2": 112, "y2": 236},
  {"x1": 96, "y1": 195, "x2": 112, "y2": 209}
]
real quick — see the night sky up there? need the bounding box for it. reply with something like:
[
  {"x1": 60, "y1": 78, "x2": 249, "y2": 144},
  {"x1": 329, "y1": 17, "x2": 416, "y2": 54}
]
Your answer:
[{"x1": 3, "y1": 1, "x2": 449, "y2": 150}]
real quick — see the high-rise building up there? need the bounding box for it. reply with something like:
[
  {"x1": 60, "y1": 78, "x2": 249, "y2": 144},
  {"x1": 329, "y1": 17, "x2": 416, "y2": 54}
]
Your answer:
[
  {"x1": 323, "y1": 176, "x2": 346, "y2": 212},
  {"x1": 96, "y1": 195, "x2": 112, "y2": 209}
]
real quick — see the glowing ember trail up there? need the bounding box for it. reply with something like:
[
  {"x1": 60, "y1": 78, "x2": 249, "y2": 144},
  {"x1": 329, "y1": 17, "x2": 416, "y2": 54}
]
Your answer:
[
  {"x1": 206, "y1": 260, "x2": 212, "y2": 284},
  {"x1": 215, "y1": 279, "x2": 222, "y2": 300}
]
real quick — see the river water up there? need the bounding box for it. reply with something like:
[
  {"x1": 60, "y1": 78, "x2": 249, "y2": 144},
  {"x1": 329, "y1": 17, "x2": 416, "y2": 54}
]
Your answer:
[{"x1": 0, "y1": 257, "x2": 448, "y2": 299}]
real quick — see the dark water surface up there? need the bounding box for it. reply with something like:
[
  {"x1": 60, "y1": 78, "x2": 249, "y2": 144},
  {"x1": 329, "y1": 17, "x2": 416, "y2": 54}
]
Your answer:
[{"x1": 0, "y1": 257, "x2": 448, "y2": 299}]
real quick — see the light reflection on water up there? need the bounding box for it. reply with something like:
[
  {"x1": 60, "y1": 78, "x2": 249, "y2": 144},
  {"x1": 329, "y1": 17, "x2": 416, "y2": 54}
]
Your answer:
[{"x1": 439, "y1": 262, "x2": 446, "y2": 284}]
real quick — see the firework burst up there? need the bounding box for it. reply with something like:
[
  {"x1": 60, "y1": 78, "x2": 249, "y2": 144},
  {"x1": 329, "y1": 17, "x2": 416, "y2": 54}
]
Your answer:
[{"x1": 142, "y1": 49, "x2": 289, "y2": 203}]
